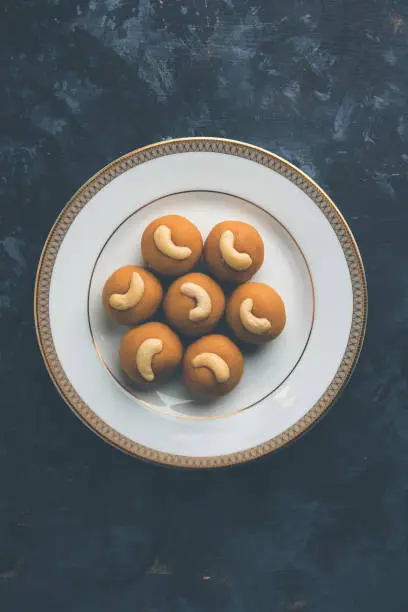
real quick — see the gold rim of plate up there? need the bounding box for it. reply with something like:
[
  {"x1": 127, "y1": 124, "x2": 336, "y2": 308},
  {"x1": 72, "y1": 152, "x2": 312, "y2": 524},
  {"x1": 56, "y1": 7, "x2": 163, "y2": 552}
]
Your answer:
[{"x1": 34, "y1": 137, "x2": 367, "y2": 468}]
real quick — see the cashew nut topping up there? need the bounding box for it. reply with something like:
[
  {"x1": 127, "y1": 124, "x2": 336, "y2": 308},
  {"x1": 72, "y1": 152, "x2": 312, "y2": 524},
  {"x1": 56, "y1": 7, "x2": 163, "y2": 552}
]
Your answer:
[
  {"x1": 192, "y1": 353, "x2": 230, "y2": 383},
  {"x1": 240, "y1": 298, "x2": 271, "y2": 335},
  {"x1": 154, "y1": 225, "x2": 192, "y2": 260},
  {"x1": 136, "y1": 338, "x2": 163, "y2": 382},
  {"x1": 180, "y1": 282, "x2": 212, "y2": 322},
  {"x1": 219, "y1": 230, "x2": 252, "y2": 271},
  {"x1": 109, "y1": 272, "x2": 145, "y2": 311}
]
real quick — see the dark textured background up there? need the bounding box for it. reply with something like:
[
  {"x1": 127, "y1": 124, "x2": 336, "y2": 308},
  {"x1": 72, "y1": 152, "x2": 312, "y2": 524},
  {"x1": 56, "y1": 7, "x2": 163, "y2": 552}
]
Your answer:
[{"x1": 1, "y1": 0, "x2": 408, "y2": 610}]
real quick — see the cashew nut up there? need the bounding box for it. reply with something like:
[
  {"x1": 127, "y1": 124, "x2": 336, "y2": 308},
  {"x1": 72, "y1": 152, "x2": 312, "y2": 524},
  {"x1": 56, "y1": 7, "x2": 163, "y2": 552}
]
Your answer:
[
  {"x1": 240, "y1": 298, "x2": 271, "y2": 335},
  {"x1": 192, "y1": 353, "x2": 230, "y2": 383},
  {"x1": 180, "y1": 282, "x2": 212, "y2": 322},
  {"x1": 154, "y1": 225, "x2": 192, "y2": 260},
  {"x1": 109, "y1": 272, "x2": 145, "y2": 311},
  {"x1": 219, "y1": 230, "x2": 252, "y2": 271},
  {"x1": 136, "y1": 338, "x2": 163, "y2": 382}
]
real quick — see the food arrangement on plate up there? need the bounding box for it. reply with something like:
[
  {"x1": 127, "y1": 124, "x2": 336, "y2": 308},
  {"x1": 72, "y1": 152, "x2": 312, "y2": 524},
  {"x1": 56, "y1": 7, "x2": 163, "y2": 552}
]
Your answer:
[
  {"x1": 102, "y1": 214, "x2": 286, "y2": 397},
  {"x1": 36, "y1": 138, "x2": 365, "y2": 466}
]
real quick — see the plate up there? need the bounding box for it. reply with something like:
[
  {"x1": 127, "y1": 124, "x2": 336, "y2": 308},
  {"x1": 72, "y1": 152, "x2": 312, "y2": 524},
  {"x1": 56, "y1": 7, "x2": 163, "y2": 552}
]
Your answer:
[{"x1": 35, "y1": 138, "x2": 367, "y2": 468}]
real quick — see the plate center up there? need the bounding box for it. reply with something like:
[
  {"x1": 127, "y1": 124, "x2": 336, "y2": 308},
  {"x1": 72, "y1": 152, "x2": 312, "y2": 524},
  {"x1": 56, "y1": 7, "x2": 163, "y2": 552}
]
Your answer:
[{"x1": 88, "y1": 190, "x2": 314, "y2": 419}]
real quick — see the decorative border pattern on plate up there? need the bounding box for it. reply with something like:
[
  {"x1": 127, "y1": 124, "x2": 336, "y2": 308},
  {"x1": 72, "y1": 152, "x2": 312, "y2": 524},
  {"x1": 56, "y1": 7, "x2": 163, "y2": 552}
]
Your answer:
[{"x1": 34, "y1": 137, "x2": 367, "y2": 468}]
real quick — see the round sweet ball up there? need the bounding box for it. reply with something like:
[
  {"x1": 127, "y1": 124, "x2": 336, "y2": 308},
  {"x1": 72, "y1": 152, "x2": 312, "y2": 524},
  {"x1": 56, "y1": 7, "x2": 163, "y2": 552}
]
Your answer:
[
  {"x1": 204, "y1": 220, "x2": 264, "y2": 284},
  {"x1": 183, "y1": 334, "x2": 244, "y2": 397},
  {"x1": 163, "y1": 272, "x2": 225, "y2": 337},
  {"x1": 141, "y1": 215, "x2": 203, "y2": 277},
  {"x1": 120, "y1": 322, "x2": 183, "y2": 386},
  {"x1": 102, "y1": 265, "x2": 163, "y2": 326},
  {"x1": 226, "y1": 282, "x2": 286, "y2": 345}
]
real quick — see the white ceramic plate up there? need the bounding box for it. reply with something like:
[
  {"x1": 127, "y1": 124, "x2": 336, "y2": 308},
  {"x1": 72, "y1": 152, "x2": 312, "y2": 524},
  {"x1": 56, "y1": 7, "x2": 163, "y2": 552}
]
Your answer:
[{"x1": 35, "y1": 138, "x2": 367, "y2": 468}]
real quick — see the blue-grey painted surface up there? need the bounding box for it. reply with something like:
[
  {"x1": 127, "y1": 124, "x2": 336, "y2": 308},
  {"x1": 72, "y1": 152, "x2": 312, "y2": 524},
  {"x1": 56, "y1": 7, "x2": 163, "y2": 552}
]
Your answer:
[{"x1": 1, "y1": 1, "x2": 408, "y2": 610}]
